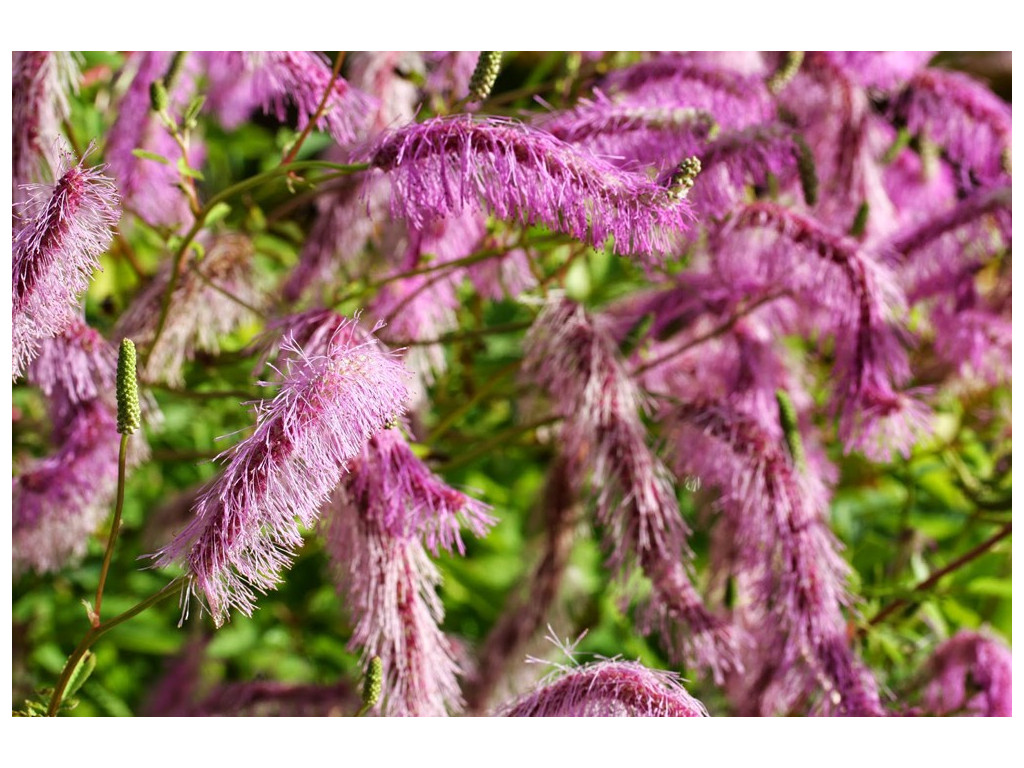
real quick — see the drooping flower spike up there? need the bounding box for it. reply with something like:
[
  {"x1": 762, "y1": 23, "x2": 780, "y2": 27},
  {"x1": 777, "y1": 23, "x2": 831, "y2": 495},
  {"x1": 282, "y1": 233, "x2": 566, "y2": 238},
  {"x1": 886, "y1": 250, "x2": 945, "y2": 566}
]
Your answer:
[
  {"x1": 894, "y1": 67, "x2": 1012, "y2": 187},
  {"x1": 155, "y1": 319, "x2": 410, "y2": 625},
  {"x1": 523, "y1": 298, "x2": 736, "y2": 676},
  {"x1": 12, "y1": 51, "x2": 78, "y2": 209},
  {"x1": 366, "y1": 116, "x2": 694, "y2": 261},
  {"x1": 666, "y1": 400, "x2": 884, "y2": 716},
  {"x1": 114, "y1": 234, "x2": 263, "y2": 385},
  {"x1": 921, "y1": 631, "x2": 1012, "y2": 717},
  {"x1": 12, "y1": 149, "x2": 120, "y2": 381},
  {"x1": 714, "y1": 202, "x2": 925, "y2": 459}
]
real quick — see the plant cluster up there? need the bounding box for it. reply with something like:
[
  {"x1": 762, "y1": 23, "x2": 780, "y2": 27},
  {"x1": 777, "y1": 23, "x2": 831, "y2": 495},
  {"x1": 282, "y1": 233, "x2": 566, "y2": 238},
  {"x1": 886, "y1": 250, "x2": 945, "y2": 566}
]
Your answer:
[{"x1": 11, "y1": 50, "x2": 1011, "y2": 717}]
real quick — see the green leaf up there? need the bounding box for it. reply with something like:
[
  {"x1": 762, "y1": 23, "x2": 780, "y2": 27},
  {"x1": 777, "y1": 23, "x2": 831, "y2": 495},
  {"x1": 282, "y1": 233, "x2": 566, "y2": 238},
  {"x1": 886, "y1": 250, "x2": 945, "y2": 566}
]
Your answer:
[
  {"x1": 65, "y1": 651, "x2": 97, "y2": 698},
  {"x1": 131, "y1": 148, "x2": 170, "y2": 165},
  {"x1": 204, "y1": 202, "x2": 232, "y2": 227},
  {"x1": 177, "y1": 157, "x2": 205, "y2": 180}
]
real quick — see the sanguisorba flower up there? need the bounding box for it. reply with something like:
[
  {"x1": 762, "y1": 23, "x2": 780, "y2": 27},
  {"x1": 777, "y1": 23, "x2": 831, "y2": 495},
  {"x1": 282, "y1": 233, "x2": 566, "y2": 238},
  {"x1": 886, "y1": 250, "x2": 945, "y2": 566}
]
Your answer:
[
  {"x1": 366, "y1": 116, "x2": 694, "y2": 262},
  {"x1": 12, "y1": 149, "x2": 120, "y2": 381},
  {"x1": 155, "y1": 319, "x2": 410, "y2": 625},
  {"x1": 921, "y1": 630, "x2": 1012, "y2": 717},
  {"x1": 500, "y1": 659, "x2": 709, "y2": 717}
]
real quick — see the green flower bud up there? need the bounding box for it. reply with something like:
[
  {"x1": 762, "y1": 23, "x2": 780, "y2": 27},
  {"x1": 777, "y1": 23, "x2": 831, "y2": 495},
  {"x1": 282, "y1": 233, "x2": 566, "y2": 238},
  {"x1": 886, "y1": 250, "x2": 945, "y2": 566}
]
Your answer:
[
  {"x1": 361, "y1": 656, "x2": 383, "y2": 713},
  {"x1": 775, "y1": 389, "x2": 805, "y2": 472},
  {"x1": 116, "y1": 339, "x2": 141, "y2": 435},
  {"x1": 767, "y1": 51, "x2": 804, "y2": 94},
  {"x1": 149, "y1": 79, "x2": 170, "y2": 114},
  {"x1": 668, "y1": 156, "x2": 701, "y2": 201},
  {"x1": 795, "y1": 134, "x2": 819, "y2": 206},
  {"x1": 468, "y1": 51, "x2": 503, "y2": 102}
]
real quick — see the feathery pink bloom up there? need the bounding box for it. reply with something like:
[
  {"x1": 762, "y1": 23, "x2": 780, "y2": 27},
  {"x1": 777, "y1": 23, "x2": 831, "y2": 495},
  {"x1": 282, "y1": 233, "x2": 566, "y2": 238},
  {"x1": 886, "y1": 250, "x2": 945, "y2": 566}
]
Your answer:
[
  {"x1": 422, "y1": 51, "x2": 479, "y2": 103},
  {"x1": 155, "y1": 320, "x2": 410, "y2": 625},
  {"x1": 538, "y1": 90, "x2": 716, "y2": 172},
  {"x1": 687, "y1": 124, "x2": 811, "y2": 218},
  {"x1": 895, "y1": 68, "x2": 1012, "y2": 187},
  {"x1": 882, "y1": 145, "x2": 958, "y2": 229},
  {"x1": 202, "y1": 52, "x2": 374, "y2": 144},
  {"x1": 13, "y1": 400, "x2": 120, "y2": 575},
  {"x1": 104, "y1": 51, "x2": 203, "y2": 228},
  {"x1": 523, "y1": 298, "x2": 735, "y2": 675},
  {"x1": 716, "y1": 202, "x2": 923, "y2": 460},
  {"x1": 818, "y1": 51, "x2": 934, "y2": 91},
  {"x1": 366, "y1": 116, "x2": 694, "y2": 261},
  {"x1": 921, "y1": 631, "x2": 1012, "y2": 717},
  {"x1": 336, "y1": 428, "x2": 494, "y2": 554},
  {"x1": 601, "y1": 55, "x2": 773, "y2": 129},
  {"x1": 12, "y1": 51, "x2": 77, "y2": 209},
  {"x1": 28, "y1": 318, "x2": 116, "y2": 408},
  {"x1": 666, "y1": 400, "x2": 884, "y2": 716},
  {"x1": 501, "y1": 659, "x2": 709, "y2": 717},
  {"x1": 323, "y1": 496, "x2": 463, "y2": 716},
  {"x1": 348, "y1": 51, "x2": 422, "y2": 133},
  {"x1": 114, "y1": 234, "x2": 262, "y2": 385},
  {"x1": 12, "y1": 150, "x2": 119, "y2": 381}
]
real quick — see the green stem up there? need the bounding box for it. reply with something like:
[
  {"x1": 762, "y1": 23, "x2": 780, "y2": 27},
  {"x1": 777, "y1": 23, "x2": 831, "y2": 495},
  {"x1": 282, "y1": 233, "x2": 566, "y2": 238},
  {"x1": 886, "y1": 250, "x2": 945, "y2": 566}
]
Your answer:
[
  {"x1": 392, "y1": 320, "x2": 533, "y2": 348},
  {"x1": 437, "y1": 416, "x2": 561, "y2": 472},
  {"x1": 47, "y1": 577, "x2": 186, "y2": 716},
  {"x1": 92, "y1": 434, "x2": 129, "y2": 626},
  {"x1": 864, "y1": 522, "x2": 1012, "y2": 633}
]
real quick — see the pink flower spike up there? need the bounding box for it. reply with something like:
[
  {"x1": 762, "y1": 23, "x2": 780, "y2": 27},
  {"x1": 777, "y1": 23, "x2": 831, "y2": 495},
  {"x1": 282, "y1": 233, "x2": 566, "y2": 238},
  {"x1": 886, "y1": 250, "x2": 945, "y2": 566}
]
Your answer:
[
  {"x1": 922, "y1": 630, "x2": 1012, "y2": 717},
  {"x1": 367, "y1": 116, "x2": 694, "y2": 261},
  {"x1": 501, "y1": 659, "x2": 709, "y2": 717},
  {"x1": 154, "y1": 320, "x2": 410, "y2": 626},
  {"x1": 12, "y1": 149, "x2": 120, "y2": 381}
]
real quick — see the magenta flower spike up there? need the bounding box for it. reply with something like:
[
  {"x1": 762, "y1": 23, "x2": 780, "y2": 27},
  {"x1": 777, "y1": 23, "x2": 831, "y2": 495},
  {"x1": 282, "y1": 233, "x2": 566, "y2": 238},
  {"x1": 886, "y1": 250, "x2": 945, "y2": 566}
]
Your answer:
[
  {"x1": 366, "y1": 116, "x2": 694, "y2": 261},
  {"x1": 819, "y1": 51, "x2": 935, "y2": 92},
  {"x1": 716, "y1": 202, "x2": 924, "y2": 459},
  {"x1": 202, "y1": 52, "x2": 374, "y2": 145},
  {"x1": 666, "y1": 401, "x2": 884, "y2": 716},
  {"x1": 12, "y1": 51, "x2": 77, "y2": 210},
  {"x1": 921, "y1": 631, "x2": 1012, "y2": 717},
  {"x1": 13, "y1": 400, "x2": 120, "y2": 575},
  {"x1": 538, "y1": 90, "x2": 717, "y2": 172},
  {"x1": 895, "y1": 68, "x2": 1012, "y2": 187},
  {"x1": 323, "y1": 498, "x2": 464, "y2": 716},
  {"x1": 601, "y1": 54, "x2": 774, "y2": 130},
  {"x1": 155, "y1": 320, "x2": 410, "y2": 625},
  {"x1": 524, "y1": 298, "x2": 735, "y2": 675},
  {"x1": 28, "y1": 319, "x2": 117, "y2": 408},
  {"x1": 104, "y1": 51, "x2": 203, "y2": 228},
  {"x1": 12, "y1": 150, "x2": 120, "y2": 381},
  {"x1": 501, "y1": 660, "x2": 709, "y2": 717}
]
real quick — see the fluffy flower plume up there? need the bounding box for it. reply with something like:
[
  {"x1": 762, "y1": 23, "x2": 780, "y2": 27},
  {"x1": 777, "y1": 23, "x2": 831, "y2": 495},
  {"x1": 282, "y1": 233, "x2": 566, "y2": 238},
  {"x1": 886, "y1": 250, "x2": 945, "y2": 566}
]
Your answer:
[
  {"x1": 12, "y1": 51, "x2": 78, "y2": 208},
  {"x1": 715, "y1": 202, "x2": 923, "y2": 459},
  {"x1": 366, "y1": 116, "x2": 694, "y2": 260},
  {"x1": 28, "y1": 319, "x2": 116, "y2": 410},
  {"x1": 538, "y1": 90, "x2": 717, "y2": 171},
  {"x1": 323, "y1": 495, "x2": 463, "y2": 717},
  {"x1": 818, "y1": 51, "x2": 934, "y2": 92},
  {"x1": 687, "y1": 124, "x2": 815, "y2": 218},
  {"x1": 524, "y1": 298, "x2": 735, "y2": 675},
  {"x1": 894, "y1": 68, "x2": 1012, "y2": 187},
  {"x1": 155, "y1": 319, "x2": 410, "y2": 625},
  {"x1": 921, "y1": 631, "x2": 1012, "y2": 717},
  {"x1": 13, "y1": 400, "x2": 120, "y2": 574},
  {"x1": 602, "y1": 55, "x2": 773, "y2": 130},
  {"x1": 501, "y1": 659, "x2": 709, "y2": 717},
  {"x1": 12, "y1": 150, "x2": 120, "y2": 380},
  {"x1": 666, "y1": 401, "x2": 884, "y2": 716},
  {"x1": 115, "y1": 234, "x2": 262, "y2": 385},
  {"x1": 201, "y1": 51, "x2": 373, "y2": 144}
]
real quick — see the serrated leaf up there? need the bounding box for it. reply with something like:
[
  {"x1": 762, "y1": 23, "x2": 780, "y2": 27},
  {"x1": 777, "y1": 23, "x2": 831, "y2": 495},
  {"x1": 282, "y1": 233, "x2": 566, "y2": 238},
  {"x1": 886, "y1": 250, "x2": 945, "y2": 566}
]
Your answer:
[
  {"x1": 131, "y1": 148, "x2": 170, "y2": 165},
  {"x1": 65, "y1": 650, "x2": 97, "y2": 698}
]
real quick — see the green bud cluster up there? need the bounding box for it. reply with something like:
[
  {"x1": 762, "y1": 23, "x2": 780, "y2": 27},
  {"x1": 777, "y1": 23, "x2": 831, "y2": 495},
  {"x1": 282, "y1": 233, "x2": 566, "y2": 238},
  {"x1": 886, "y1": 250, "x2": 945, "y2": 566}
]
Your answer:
[
  {"x1": 795, "y1": 134, "x2": 819, "y2": 206},
  {"x1": 116, "y1": 339, "x2": 142, "y2": 435},
  {"x1": 468, "y1": 51, "x2": 503, "y2": 102},
  {"x1": 362, "y1": 656, "x2": 383, "y2": 711},
  {"x1": 767, "y1": 51, "x2": 804, "y2": 94},
  {"x1": 668, "y1": 156, "x2": 702, "y2": 201}
]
